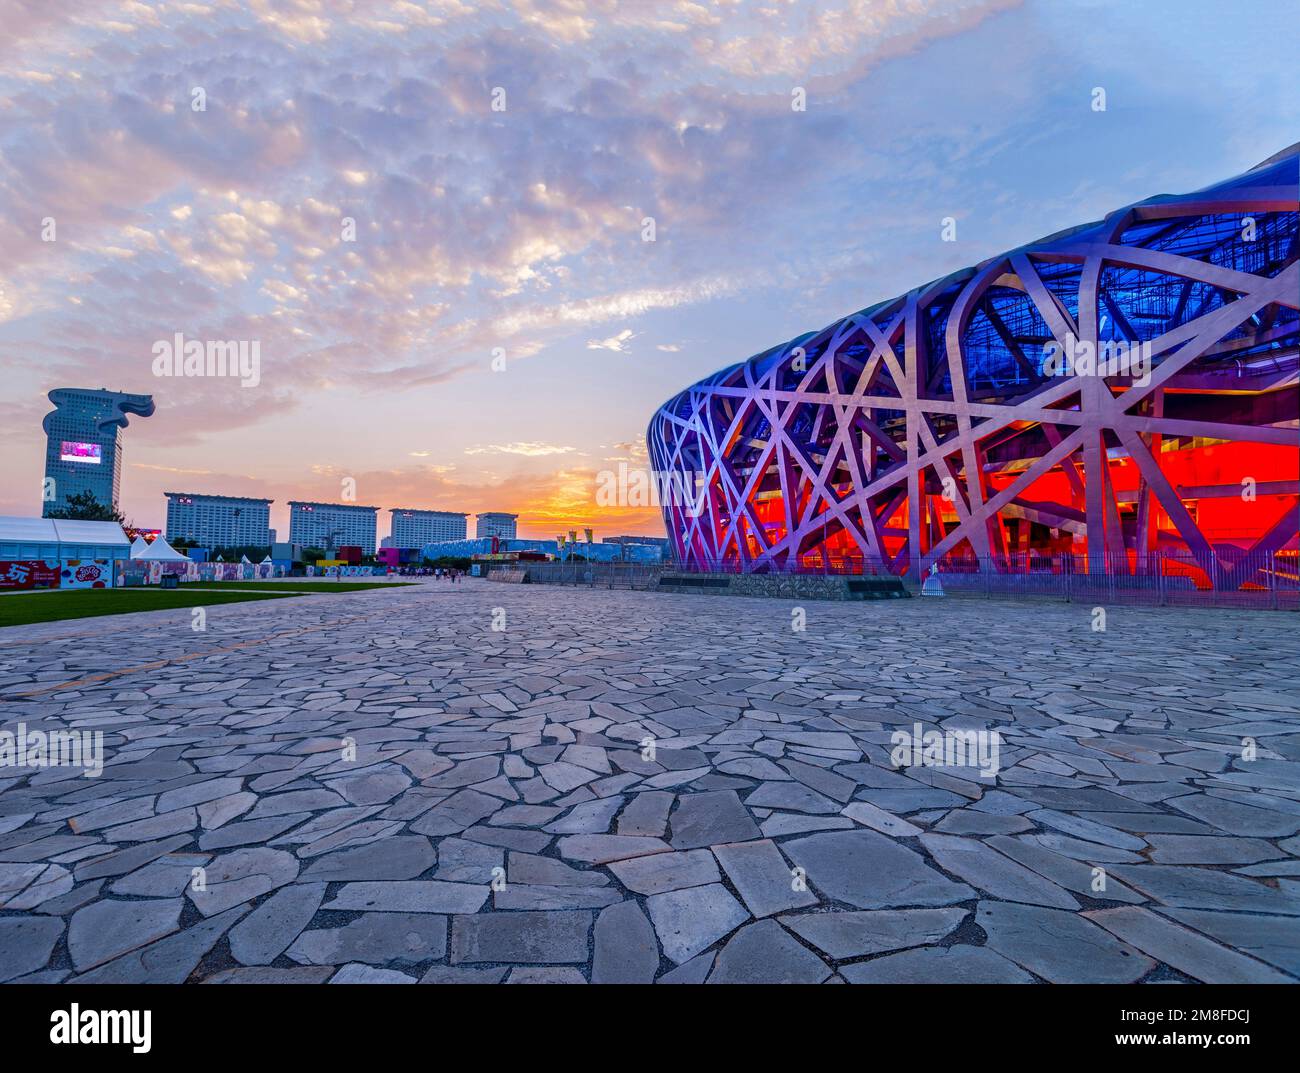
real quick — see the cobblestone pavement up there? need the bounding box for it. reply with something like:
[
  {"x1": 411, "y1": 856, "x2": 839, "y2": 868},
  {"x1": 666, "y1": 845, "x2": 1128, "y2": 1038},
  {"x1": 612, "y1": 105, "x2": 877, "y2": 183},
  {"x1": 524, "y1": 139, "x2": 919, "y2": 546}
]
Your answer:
[{"x1": 1, "y1": 580, "x2": 1298, "y2": 984}]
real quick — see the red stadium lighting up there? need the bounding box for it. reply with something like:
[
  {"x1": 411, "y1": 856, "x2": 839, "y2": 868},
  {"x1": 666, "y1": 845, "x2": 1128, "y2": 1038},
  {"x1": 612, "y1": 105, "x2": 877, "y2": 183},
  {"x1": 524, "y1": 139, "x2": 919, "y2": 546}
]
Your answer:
[{"x1": 649, "y1": 147, "x2": 1299, "y2": 593}]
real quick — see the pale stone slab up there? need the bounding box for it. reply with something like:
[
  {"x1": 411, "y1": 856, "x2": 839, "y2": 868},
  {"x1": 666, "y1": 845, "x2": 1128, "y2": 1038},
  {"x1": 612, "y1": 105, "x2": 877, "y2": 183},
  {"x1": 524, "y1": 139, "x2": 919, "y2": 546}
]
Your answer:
[
  {"x1": 324, "y1": 881, "x2": 488, "y2": 914},
  {"x1": 1084, "y1": 906, "x2": 1291, "y2": 984},
  {"x1": 781, "y1": 908, "x2": 968, "y2": 960},
  {"x1": 714, "y1": 839, "x2": 817, "y2": 918},
  {"x1": 607, "y1": 849, "x2": 720, "y2": 895},
  {"x1": 646, "y1": 883, "x2": 749, "y2": 964}
]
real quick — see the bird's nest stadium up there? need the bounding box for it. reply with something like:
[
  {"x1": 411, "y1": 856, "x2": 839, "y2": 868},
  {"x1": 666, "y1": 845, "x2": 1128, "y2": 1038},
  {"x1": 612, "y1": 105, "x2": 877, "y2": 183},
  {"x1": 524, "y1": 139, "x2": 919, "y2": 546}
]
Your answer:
[{"x1": 648, "y1": 145, "x2": 1299, "y2": 597}]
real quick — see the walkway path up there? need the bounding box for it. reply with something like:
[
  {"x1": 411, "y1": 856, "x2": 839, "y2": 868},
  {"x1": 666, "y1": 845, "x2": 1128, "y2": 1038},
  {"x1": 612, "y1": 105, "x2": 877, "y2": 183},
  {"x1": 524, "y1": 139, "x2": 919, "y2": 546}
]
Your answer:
[{"x1": 1, "y1": 582, "x2": 1297, "y2": 983}]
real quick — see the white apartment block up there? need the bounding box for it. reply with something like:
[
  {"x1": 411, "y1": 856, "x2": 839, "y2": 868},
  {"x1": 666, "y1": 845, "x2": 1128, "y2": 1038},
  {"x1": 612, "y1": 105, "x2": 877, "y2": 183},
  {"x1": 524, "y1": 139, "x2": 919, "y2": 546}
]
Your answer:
[
  {"x1": 475, "y1": 512, "x2": 519, "y2": 540},
  {"x1": 165, "y1": 492, "x2": 272, "y2": 548},
  {"x1": 288, "y1": 501, "x2": 379, "y2": 554},
  {"x1": 389, "y1": 509, "x2": 468, "y2": 548}
]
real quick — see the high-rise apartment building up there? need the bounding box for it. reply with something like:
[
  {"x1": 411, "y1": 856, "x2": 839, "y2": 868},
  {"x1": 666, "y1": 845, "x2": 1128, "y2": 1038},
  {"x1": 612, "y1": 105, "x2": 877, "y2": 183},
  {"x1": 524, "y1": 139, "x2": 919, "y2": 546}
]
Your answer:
[
  {"x1": 288, "y1": 501, "x2": 379, "y2": 554},
  {"x1": 389, "y1": 509, "x2": 468, "y2": 548},
  {"x1": 475, "y1": 512, "x2": 519, "y2": 540},
  {"x1": 42, "y1": 388, "x2": 155, "y2": 516},
  {"x1": 165, "y1": 493, "x2": 273, "y2": 548}
]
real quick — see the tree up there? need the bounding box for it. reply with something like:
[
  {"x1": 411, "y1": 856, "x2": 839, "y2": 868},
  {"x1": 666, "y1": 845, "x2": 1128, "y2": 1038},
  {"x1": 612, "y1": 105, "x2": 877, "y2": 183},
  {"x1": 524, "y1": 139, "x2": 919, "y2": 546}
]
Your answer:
[
  {"x1": 46, "y1": 491, "x2": 127, "y2": 524},
  {"x1": 425, "y1": 555, "x2": 472, "y2": 570}
]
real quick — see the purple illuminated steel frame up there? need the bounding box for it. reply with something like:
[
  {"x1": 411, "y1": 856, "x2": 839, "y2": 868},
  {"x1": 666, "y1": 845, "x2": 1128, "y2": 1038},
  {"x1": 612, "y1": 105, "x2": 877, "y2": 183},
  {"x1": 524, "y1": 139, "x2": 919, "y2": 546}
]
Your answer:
[{"x1": 648, "y1": 146, "x2": 1299, "y2": 589}]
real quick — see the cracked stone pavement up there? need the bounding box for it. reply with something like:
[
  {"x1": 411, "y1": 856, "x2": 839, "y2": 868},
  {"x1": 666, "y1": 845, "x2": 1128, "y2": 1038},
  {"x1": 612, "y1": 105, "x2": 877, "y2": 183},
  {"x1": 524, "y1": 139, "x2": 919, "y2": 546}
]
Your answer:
[{"x1": 1, "y1": 580, "x2": 1298, "y2": 984}]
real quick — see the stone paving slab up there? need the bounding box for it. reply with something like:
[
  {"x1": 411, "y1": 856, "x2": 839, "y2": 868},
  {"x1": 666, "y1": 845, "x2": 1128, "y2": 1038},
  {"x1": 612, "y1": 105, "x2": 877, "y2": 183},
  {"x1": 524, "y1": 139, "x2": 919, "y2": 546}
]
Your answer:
[{"x1": 0, "y1": 581, "x2": 1297, "y2": 983}]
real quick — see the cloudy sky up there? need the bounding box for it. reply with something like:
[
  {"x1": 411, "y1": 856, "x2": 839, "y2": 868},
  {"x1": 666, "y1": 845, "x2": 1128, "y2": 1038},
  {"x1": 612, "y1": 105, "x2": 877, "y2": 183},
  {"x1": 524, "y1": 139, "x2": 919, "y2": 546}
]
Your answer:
[{"x1": 1, "y1": 0, "x2": 1296, "y2": 539}]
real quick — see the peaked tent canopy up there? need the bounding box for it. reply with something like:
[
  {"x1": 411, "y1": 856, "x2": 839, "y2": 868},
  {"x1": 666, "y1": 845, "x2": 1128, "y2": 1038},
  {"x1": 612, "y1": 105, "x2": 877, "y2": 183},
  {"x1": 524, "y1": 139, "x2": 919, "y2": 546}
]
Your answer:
[
  {"x1": 132, "y1": 534, "x2": 189, "y2": 562},
  {"x1": 129, "y1": 535, "x2": 151, "y2": 559}
]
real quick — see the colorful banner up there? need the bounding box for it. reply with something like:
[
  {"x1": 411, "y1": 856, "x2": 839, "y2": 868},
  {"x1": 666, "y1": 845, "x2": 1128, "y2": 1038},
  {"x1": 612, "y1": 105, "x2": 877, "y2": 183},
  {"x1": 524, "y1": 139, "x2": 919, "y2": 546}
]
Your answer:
[
  {"x1": 114, "y1": 560, "x2": 286, "y2": 586},
  {"x1": 116, "y1": 561, "x2": 148, "y2": 587},
  {"x1": 60, "y1": 559, "x2": 112, "y2": 589},
  {"x1": 0, "y1": 560, "x2": 62, "y2": 589},
  {"x1": 307, "y1": 564, "x2": 383, "y2": 578}
]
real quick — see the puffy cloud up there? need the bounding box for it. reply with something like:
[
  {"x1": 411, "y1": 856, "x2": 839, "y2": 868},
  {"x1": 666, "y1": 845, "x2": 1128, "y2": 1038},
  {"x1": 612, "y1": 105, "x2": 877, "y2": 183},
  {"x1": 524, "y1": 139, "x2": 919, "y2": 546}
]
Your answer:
[
  {"x1": 465, "y1": 442, "x2": 577, "y2": 457},
  {"x1": 0, "y1": 1, "x2": 1015, "y2": 405},
  {"x1": 8, "y1": 0, "x2": 1263, "y2": 539},
  {"x1": 587, "y1": 328, "x2": 635, "y2": 352}
]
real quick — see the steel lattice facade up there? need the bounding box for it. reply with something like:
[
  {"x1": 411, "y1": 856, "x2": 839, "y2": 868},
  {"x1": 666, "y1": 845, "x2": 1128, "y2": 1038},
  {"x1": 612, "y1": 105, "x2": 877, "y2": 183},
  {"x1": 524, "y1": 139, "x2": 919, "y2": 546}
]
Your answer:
[{"x1": 648, "y1": 146, "x2": 1300, "y2": 588}]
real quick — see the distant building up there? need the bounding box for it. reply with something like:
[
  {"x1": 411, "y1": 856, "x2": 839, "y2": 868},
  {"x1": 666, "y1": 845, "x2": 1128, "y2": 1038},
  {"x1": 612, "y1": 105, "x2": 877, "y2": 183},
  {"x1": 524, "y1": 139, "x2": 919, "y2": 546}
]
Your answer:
[
  {"x1": 269, "y1": 528, "x2": 277, "y2": 544},
  {"x1": 289, "y1": 501, "x2": 379, "y2": 554},
  {"x1": 475, "y1": 512, "x2": 518, "y2": 540},
  {"x1": 390, "y1": 508, "x2": 468, "y2": 549},
  {"x1": 603, "y1": 535, "x2": 671, "y2": 550},
  {"x1": 377, "y1": 546, "x2": 420, "y2": 567},
  {"x1": 165, "y1": 493, "x2": 273, "y2": 548},
  {"x1": 422, "y1": 537, "x2": 534, "y2": 559},
  {"x1": 601, "y1": 535, "x2": 673, "y2": 561},
  {"x1": 419, "y1": 536, "x2": 662, "y2": 563},
  {"x1": 271, "y1": 541, "x2": 302, "y2": 563},
  {"x1": 42, "y1": 388, "x2": 155, "y2": 516}
]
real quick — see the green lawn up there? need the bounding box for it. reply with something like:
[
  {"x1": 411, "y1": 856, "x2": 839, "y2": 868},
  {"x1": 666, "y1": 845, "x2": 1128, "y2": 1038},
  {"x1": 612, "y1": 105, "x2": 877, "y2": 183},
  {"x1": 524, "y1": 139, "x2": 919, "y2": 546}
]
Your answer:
[
  {"x1": 182, "y1": 581, "x2": 414, "y2": 592},
  {"x1": 0, "y1": 587, "x2": 297, "y2": 627}
]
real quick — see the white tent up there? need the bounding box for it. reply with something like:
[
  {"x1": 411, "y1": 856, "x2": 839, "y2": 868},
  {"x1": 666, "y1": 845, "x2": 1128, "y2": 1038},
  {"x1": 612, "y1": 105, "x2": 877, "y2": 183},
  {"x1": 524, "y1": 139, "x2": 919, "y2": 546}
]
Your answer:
[
  {"x1": 129, "y1": 535, "x2": 152, "y2": 559},
  {"x1": 261, "y1": 555, "x2": 272, "y2": 563},
  {"x1": 0, "y1": 516, "x2": 129, "y2": 559},
  {"x1": 239, "y1": 554, "x2": 252, "y2": 564},
  {"x1": 132, "y1": 533, "x2": 189, "y2": 562}
]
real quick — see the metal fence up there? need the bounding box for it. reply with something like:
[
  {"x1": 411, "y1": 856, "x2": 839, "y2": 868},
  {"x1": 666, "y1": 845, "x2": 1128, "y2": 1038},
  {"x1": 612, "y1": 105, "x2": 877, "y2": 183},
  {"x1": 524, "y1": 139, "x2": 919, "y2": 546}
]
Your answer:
[
  {"x1": 906, "y1": 551, "x2": 1299, "y2": 610},
  {"x1": 520, "y1": 551, "x2": 1299, "y2": 610}
]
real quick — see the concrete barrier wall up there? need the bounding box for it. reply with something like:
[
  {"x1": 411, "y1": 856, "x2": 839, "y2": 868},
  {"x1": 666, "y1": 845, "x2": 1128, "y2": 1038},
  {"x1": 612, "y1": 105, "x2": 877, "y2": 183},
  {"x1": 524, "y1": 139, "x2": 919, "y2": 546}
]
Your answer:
[{"x1": 657, "y1": 573, "x2": 909, "y2": 601}]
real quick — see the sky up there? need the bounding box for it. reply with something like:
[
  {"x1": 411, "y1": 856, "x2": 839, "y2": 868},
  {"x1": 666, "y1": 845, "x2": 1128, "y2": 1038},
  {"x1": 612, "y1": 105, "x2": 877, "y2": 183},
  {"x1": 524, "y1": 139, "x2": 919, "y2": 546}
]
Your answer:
[{"x1": 0, "y1": 0, "x2": 1296, "y2": 541}]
